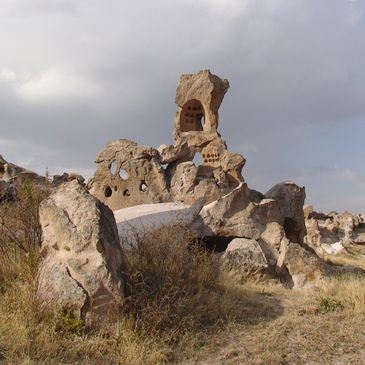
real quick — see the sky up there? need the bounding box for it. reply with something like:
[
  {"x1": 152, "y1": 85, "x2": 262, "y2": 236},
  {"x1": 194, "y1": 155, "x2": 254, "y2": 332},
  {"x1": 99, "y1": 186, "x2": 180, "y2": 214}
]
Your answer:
[{"x1": 0, "y1": 0, "x2": 364, "y2": 213}]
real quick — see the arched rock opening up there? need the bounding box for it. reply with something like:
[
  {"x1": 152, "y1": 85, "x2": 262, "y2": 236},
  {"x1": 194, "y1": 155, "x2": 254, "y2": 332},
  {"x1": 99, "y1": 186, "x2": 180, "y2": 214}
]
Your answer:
[{"x1": 179, "y1": 99, "x2": 205, "y2": 132}]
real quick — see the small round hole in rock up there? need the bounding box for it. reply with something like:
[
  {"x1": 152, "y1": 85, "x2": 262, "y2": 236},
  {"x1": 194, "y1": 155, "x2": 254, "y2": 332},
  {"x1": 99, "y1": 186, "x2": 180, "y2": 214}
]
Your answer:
[
  {"x1": 110, "y1": 161, "x2": 118, "y2": 175},
  {"x1": 104, "y1": 186, "x2": 112, "y2": 198},
  {"x1": 140, "y1": 182, "x2": 148, "y2": 192},
  {"x1": 119, "y1": 169, "x2": 128, "y2": 180},
  {"x1": 123, "y1": 189, "x2": 130, "y2": 197}
]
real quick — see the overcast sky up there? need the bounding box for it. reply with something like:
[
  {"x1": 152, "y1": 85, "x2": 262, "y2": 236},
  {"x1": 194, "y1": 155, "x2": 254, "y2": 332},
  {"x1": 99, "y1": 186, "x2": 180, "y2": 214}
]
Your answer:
[{"x1": 1, "y1": 0, "x2": 364, "y2": 212}]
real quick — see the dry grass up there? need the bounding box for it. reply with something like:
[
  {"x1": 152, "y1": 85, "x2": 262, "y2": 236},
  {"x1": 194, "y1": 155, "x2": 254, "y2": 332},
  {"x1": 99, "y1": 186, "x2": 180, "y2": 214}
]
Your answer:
[
  {"x1": 179, "y1": 274, "x2": 365, "y2": 365},
  {"x1": 324, "y1": 252, "x2": 365, "y2": 271},
  {"x1": 1, "y1": 185, "x2": 365, "y2": 364}
]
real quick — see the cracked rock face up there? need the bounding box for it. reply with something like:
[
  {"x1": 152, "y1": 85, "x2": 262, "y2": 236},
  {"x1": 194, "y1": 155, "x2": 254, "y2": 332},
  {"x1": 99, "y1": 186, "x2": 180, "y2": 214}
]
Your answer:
[
  {"x1": 38, "y1": 180, "x2": 126, "y2": 327},
  {"x1": 221, "y1": 238, "x2": 269, "y2": 281},
  {"x1": 276, "y1": 239, "x2": 326, "y2": 289},
  {"x1": 266, "y1": 182, "x2": 306, "y2": 244}
]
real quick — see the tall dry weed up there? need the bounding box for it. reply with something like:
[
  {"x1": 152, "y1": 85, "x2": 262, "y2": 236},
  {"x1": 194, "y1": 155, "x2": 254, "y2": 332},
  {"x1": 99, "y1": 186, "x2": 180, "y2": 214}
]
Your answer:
[
  {"x1": 123, "y1": 225, "x2": 230, "y2": 335},
  {"x1": 314, "y1": 274, "x2": 365, "y2": 314}
]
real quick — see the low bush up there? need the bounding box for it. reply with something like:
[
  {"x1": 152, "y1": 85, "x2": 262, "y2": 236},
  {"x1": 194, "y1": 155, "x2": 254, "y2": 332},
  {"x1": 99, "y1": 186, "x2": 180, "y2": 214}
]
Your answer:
[
  {"x1": 123, "y1": 225, "x2": 225, "y2": 335},
  {"x1": 317, "y1": 296, "x2": 344, "y2": 312}
]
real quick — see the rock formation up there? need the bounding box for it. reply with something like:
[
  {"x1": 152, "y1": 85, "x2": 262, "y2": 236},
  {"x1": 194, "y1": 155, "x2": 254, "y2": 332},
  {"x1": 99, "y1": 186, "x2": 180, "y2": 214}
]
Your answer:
[
  {"x1": 52, "y1": 172, "x2": 85, "y2": 186},
  {"x1": 88, "y1": 140, "x2": 169, "y2": 211},
  {"x1": 266, "y1": 182, "x2": 306, "y2": 243},
  {"x1": 276, "y1": 239, "x2": 327, "y2": 288},
  {"x1": 87, "y1": 69, "x2": 337, "y2": 288},
  {"x1": 88, "y1": 70, "x2": 245, "y2": 209},
  {"x1": 0, "y1": 154, "x2": 45, "y2": 184},
  {"x1": 38, "y1": 180, "x2": 126, "y2": 327},
  {"x1": 221, "y1": 238, "x2": 269, "y2": 281},
  {"x1": 114, "y1": 199, "x2": 205, "y2": 245},
  {"x1": 304, "y1": 206, "x2": 365, "y2": 255}
]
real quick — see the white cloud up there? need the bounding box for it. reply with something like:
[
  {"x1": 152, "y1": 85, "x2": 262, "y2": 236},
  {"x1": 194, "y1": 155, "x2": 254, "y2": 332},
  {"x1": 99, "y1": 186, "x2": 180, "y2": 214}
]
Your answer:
[
  {"x1": 1, "y1": 0, "x2": 79, "y2": 16},
  {"x1": 0, "y1": 68, "x2": 17, "y2": 82},
  {"x1": 0, "y1": 66, "x2": 99, "y2": 103},
  {"x1": 188, "y1": 0, "x2": 250, "y2": 19}
]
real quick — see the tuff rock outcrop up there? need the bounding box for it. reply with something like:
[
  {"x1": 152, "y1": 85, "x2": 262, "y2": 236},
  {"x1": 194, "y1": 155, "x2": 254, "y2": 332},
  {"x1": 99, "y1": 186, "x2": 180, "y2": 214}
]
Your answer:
[
  {"x1": 52, "y1": 172, "x2": 86, "y2": 186},
  {"x1": 88, "y1": 70, "x2": 245, "y2": 209},
  {"x1": 304, "y1": 206, "x2": 365, "y2": 255},
  {"x1": 276, "y1": 239, "x2": 327, "y2": 289},
  {"x1": 221, "y1": 238, "x2": 269, "y2": 281},
  {"x1": 38, "y1": 180, "x2": 126, "y2": 327},
  {"x1": 88, "y1": 70, "x2": 296, "y2": 243},
  {"x1": 86, "y1": 69, "x2": 334, "y2": 288},
  {"x1": 266, "y1": 182, "x2": 306, "y2": 243}
]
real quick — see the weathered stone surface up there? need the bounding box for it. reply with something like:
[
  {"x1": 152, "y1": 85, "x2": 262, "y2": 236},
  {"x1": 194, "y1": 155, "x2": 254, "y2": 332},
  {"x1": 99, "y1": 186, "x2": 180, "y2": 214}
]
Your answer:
[
  {"x1": 260, "y1": 222, "x2": 285, "y2": 251},
  {"x1": 339, "y1": 211, "x2": 357, "y2": 244},
  {"x1": 53, "y1": 172, "x2": 85, "y2": 186},
  {"x1": 174, "y1": 69, "x2": 229, "y2": 137},
  {"x1": 304, "y1": 217, "x2": 346, "y2": 256},
  {"x1": 87, "y1": 71, "x2": 331, "y2": 281},
  {"x1": 157, "y1": 143, "x2": 195, "y2": 164},
  {"x1": 303, "y1": 205, "x2": 313, "y2": 219},
  {"x1": 89, "y1": 70, "x2": 246, "y2": 210},
  {"x1": 266, "y1": 182, "x2": 306, "y2": 243},
  {"x1": 192, "y1": 183, "x2": 282, "y2": 239},
  {"x1": 38, "y1": 180, "x2": 126, "y2": 327},
  {"x1": 114, "y1": 199, "x2": 204, "y2": 245},
  {"x1": 88, "y1": 139, "x2": 169, "y2": 210},
  {"x1": 276, "y1": 239, "x2": 326, "y2": 288},
  {"x1": 258, "y1": 222, "x2": 286, "y2": 266},
  {"x1": 304, "y1": 218, "x2": 322, "y2": 247},
  {"x1": 221, "y1": 238, "x2": 268, "y2": 280},
  {"x1": 304, "y1": 207, "x2": 365, "y2": 252}
]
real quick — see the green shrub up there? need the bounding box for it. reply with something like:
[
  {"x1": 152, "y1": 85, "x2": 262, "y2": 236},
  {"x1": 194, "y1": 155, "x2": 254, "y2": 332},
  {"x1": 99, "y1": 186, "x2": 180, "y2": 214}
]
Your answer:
[
  {"x1": 317, "y1": 296, "x2": 344, "y2": 312},
  {"x1": 57, "y1": 308, "x2": 85, "y2": 336}
]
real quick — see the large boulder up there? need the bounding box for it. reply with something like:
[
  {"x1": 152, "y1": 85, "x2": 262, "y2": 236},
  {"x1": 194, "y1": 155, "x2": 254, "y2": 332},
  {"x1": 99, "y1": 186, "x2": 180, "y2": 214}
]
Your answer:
[
  {"x1": 276, "y1": 239, "x2": 326, "y2": 288},
  {"x1": 38, "y1": 180, "x2": 126, "y2": 327},
  {"x1": 192, "y1": 182, "x2": 282, "y2": 239},
  {"x1": 266, "y1": 182, "x2": 306, "y2": 243},
  {"x1": 221, "y1": 238, "x2": 268, "y2": 281},
  {"x1": 52, "y1": 172, "x2": 85, "y2": 186}
]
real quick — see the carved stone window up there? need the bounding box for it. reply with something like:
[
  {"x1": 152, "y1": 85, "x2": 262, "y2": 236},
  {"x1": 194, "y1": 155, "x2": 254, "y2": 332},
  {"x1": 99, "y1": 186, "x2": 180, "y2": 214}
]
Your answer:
[{"x1": 179, "y1": 99, "x2": 205, "y2": 132}]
